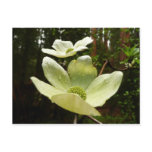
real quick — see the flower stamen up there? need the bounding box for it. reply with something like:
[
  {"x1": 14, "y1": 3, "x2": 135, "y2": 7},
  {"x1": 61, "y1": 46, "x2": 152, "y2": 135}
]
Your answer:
[
  {"x1": 66, "y1": 48, "x2": 74, "y2": 53},
  {"x1": 67, "y1": 86, "x2": 86, "y2": 100}
]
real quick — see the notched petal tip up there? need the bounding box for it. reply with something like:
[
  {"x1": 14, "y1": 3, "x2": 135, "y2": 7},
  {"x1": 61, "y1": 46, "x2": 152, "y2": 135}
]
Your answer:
[
  {"x1": 77, "y1": 55, "x2": 92, "y2": 61},
  {"x1": 41, "y1": 48, "x2": 49, "y2": 52},
  {"x1": 30, "y1": 76, "x2": 36, "y2": 82},
  {"x1": 41, "y1": 48, "x2": 67, "y2": 58},
  {"x1": 42, "y1": 56, "x2": 52, "y2": 62},
  {"x1": 42, "y1": 56, "x2": 50, "y2": 66},
  {"x1": 112, "y1": 71, "x2": 123, "y2": 81},
  {"x1": 78, "y1": 55, "x2": 91, "y2": 59},
  {"x1": 77, "y1": 55, "x2": 93, "y2": 65},
  {"x1": 113, "y1": 71, "x2": 123, "y2": 76},
  {"x1": 42, "y1": 56, "x2": 57, "y2": 67}
]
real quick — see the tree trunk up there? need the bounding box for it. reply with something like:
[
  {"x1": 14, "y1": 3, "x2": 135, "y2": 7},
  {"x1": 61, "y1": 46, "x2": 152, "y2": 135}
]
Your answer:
[
  {"x1": 120, "y1": 28, "x2": 130, "y2": 61},
  {"x1": 104, "y1": 28, "x2": 109, "y2": 52},
  {"x1": 20, "y1": 29, "x2": 30, "y2": 84},
  {"x1": 100, "y1": 28, "x2": 104, "y2": 54},
  {"x1": 91, "y1": 28, "x2": 97, "y2": 56},
  {"x1": 36, "y1": 29, "x2": 43, "y2": 77}
]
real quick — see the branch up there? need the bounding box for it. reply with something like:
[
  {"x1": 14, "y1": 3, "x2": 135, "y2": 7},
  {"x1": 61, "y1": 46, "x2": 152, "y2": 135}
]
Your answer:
[
  {"x1": 86, "y1": 115, "x2": 102, "y2": 124},
  {"x1": 99, "y1": 60, "x2": 108, "y2": 75}
]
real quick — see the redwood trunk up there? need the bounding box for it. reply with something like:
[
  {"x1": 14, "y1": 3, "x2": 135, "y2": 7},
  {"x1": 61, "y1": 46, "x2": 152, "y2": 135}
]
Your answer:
[{"x1": 91, "y1": 28, "x2": 97, "y2": 56}]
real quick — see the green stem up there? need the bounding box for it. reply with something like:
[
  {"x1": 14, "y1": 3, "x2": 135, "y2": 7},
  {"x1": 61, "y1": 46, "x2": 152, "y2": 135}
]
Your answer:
[
  {"x1": 86, "y1": 115, "x2": 102, "y2": 124},
  {"x1": 73, "y1": 114, "x2": 78, "y2": 124}
]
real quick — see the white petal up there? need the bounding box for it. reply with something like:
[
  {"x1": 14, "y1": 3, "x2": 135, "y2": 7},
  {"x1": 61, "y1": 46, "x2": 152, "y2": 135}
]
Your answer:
[
  {"x1": 86, "y1": 71, "x2": 123, "y2": 107},
  {"x1": 52, "y1": 39, "x2": 73, "y2": 52},
  {"x1": 74, "y1": 46, "x2": 88, "y2": 52},
  {"x1": 68, "y1": 55, "x2": 97, "y2": 90},
  {"x1": 51, "y1": 93, "x2": 101, "y2": 116},
  {"x1": 42, "y1": 57, "x2": 71, "y2": 91},
  {"x1": 30, "y1": 77, "x2": 64, "y2": 99},
  {"x1": 42, "y1": 48, "x2": 77, "y2": 58},
  {"x1": 74, "y1": 37, "x2": 93, "y2": 49},
  {"x1": 42, "y1": 48, "x2": 62, "y2": 56}
]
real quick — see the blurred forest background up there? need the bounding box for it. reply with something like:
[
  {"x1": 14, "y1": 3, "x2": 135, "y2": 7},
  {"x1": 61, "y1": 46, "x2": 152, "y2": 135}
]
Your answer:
[{"x1": 13, "y1": 28, "x2": 140, "y2": 124}]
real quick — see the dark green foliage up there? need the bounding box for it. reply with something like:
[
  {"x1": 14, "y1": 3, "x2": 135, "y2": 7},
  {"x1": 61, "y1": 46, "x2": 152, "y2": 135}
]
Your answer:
[{"x1": 13, "y1": 28, "x2": 140, "y2": 124}]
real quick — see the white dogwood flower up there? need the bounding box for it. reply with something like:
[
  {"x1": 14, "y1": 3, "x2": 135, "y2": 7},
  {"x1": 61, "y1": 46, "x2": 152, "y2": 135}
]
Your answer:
[
  {"x1": 31, "y1": 55, "x2": 123, "y2": 116},
  {"x1": 42, "y1": 37, "x2": 93, "y2": 58}
]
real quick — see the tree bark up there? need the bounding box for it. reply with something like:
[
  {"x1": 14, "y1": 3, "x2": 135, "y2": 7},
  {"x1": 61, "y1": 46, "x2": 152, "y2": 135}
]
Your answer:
[
  {"x1": 104, "y1": 28, "x2": 109, "y2": 52},
  {"x1": 36, "y1": 29, "x2": 43, "y2": 77},
  {"x1": 120, "y1": 28, "x2": 130, "y2": 61},
  {"x1": 91, "y1": 28, "x2": 97, "y2": 56},
  {"x1": 20, "y1": 29, "x2": 30, "y2": 84}
]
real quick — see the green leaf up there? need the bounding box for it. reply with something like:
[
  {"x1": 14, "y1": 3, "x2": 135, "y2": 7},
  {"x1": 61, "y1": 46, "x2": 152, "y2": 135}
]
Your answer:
[
  {"x1": 51, "y1": 93, "x2": 101, "y2": 116},
  {"x1": 68, "y1": 55, "x2": 97, "y2": 90},
  {"x1": 86, "y1": 71, "x2": 123, "y2": 107},
  {"x1": 30, "y1": 77, "x2": 64, "y2": 99},
  {"x1": 42, "y1": 57, "x2": 71, "y2": 91}
]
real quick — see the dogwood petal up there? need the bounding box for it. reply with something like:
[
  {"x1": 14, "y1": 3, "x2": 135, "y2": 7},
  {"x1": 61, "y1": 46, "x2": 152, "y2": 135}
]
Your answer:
[
  {"x1": 30, "y1": 77, "x2": 64, "y2": 99},
  {"x1": 51, "y1": 93, "x2": 101, "y2": 116},
  {"x1": 68, "y1": 55, "x2": 97, "y2": 90},
  {"x1": 42, "y1": 57, "x2": 71, "y2": 91},
  {"x1": 65, "y1": 51, "x2": 77, "y2": 57},
  {"x1": 42, "y1": 48, "x2": 64, "y2": 56},
  {"x1": 42, "y1": 48, "x2": 76, "y2": 58},
  {"x1": 52, "y1": 39, "x2": 73, "y2": 52},
  {"x1": 74, "y1": 37, "x2": 93, "y2": 49},
  {"x1": 74, "y1": 46, "x2": 88, "y2": 52},
  {"x1": 86, "y1": 71, "x2": 123, "y2": 107}
]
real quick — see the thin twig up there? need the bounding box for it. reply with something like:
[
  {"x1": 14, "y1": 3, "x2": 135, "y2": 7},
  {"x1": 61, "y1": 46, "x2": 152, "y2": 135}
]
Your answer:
[
  {"x1": 73, "y1": 114, "x2": 77, "y2": 124},
  {"x1": 99, "y1": 60, "x2": 108, "y2": 75},
  {"x1": 86, "y1": 115, "x2": 102, "y2": 124}
]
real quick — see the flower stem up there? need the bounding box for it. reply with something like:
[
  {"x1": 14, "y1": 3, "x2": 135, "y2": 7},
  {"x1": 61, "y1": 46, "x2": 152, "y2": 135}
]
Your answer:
[
  {"x1": 73, "y1": 114, "x2": 78, "y2": 124},
  {"x1": 86, "y1": 115, "x2": 102, "y2": 124}
]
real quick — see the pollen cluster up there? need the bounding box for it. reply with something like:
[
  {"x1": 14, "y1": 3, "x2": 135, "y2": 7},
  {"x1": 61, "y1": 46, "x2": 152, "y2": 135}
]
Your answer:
[
  {"x1": 67, "y1": 86, "x2": 86, "y2": 100},
  {"x1": 66, "y1": 48, "x2": 74, "y2": 53}
]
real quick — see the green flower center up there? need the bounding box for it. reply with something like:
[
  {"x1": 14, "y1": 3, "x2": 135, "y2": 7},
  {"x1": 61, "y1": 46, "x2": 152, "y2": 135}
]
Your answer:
[
  {"x1": 66, "y1": 48, "x2": 74, "y2": 53},
  {"x1": 67, "y1": 86, "x2": 86, "y2": 100}
]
